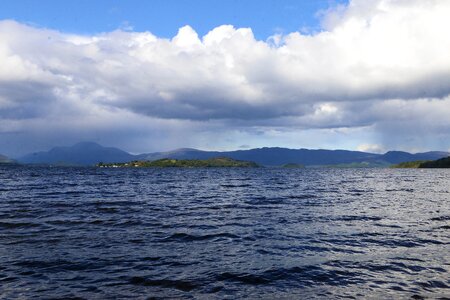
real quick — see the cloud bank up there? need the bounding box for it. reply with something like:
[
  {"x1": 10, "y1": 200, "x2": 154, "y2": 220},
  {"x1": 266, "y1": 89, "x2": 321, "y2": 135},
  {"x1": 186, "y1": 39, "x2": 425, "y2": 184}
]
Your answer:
[{"x1": 1, "y1": 0, "x2": 450, "y2": 155}]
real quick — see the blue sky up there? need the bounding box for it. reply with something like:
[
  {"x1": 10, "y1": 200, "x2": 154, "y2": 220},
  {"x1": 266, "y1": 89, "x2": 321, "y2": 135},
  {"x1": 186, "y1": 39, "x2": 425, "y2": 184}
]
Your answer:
[
  {"x1": 0, "y1": 0, "x2": 345, "y2": 39},
  {"x1": 1, "y1": 0, "x2": 450, "y2": 156}
]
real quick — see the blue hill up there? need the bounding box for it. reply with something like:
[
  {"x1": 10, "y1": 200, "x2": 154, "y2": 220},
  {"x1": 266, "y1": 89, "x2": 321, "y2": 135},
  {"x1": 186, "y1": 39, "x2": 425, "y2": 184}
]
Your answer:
[
  {"x1": 138, "y1": 148, "x2": 449, "y2": 167},
  {"x1": 18, "y1": 142, "x2": 135, "y2": 166},
  {"x1": 377, "y1": 151, "x2": 449, "y2": 164},
  {"x1": 17, "y1": 142, "x2": 450, "y2": 167}
]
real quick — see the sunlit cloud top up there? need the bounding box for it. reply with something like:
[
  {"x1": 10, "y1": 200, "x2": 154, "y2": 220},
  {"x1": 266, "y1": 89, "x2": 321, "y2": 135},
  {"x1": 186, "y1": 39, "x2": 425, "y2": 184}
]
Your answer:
[{"x1": 1, "y1": 0, "x2": 450, "y2": 156}]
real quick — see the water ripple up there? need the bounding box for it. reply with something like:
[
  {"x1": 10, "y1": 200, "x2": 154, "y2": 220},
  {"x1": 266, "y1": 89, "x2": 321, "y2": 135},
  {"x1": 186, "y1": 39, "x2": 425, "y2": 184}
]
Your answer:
[{"x1": 0, "y1": 166, "x2": 449, "y2": 299}]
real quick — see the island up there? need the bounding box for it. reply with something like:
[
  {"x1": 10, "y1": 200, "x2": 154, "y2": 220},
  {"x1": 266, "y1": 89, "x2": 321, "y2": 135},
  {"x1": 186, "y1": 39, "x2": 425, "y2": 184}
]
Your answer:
[
  {"x1": 391, "y1": 157, "x2": 450, "y2": 168},
  {"x1": 97, "y1": 157, "x2": 260, "y2": 168}
]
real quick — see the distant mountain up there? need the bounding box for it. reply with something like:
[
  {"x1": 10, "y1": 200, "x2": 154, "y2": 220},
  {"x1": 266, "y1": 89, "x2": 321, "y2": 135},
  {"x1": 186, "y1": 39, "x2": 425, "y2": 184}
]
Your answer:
[
  {"x1": 139, "y1": 147, "x2": 449, "y2": 167},
  {"x1": 223, "y1": 148, "x2": 377, "y2": 166},
  {"x1": 17, "y1": 142, "x2": 450, "y2": 167},
  {"x1": 0, "y1": 154, "x2": 15, "y2": 164},
  {"x1": 376, "y1": 151, "x2": 449, "y2": 164},
  {"x1": 18, "y1": 142, "x2": 135, "y2": 166}
]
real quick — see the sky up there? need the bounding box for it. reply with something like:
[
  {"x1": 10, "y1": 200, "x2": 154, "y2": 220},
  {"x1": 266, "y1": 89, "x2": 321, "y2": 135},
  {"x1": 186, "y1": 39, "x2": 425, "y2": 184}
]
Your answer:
[
  {"x1": 1, "y1": 0, "x2": 450, "y2": 156},
  {"x1": 0, "y1": 0, "x2": 342, "y2": 39}
]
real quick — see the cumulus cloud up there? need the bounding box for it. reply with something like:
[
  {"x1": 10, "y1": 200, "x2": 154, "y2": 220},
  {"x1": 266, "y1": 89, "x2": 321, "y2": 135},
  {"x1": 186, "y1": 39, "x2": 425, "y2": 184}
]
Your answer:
[
  {"x1": 357, "y1": 143, "x2": 385, "y2": 154},
  {"x1": 1, "y1": 0, "x2": 450, "y2": 155}
]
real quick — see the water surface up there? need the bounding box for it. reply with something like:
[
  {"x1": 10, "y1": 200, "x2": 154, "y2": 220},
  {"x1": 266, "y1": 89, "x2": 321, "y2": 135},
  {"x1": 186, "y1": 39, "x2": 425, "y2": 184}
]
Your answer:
[{"x1": 0, "y1": 166, "x2": 449, "y2": 299}]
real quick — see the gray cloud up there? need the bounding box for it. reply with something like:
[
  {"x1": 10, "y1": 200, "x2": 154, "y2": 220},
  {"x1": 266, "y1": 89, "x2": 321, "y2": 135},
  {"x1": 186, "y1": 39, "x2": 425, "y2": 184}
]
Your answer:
[{"x1": 1, "y1": 0, "x2": 450, "y2": 155}]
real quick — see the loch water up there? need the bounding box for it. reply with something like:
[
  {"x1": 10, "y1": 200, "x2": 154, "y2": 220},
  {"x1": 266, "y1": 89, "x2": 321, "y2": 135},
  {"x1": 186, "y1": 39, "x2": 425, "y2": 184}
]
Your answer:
[{"x1": 0, "y1": 166, "x2": 449, "y2": 299}]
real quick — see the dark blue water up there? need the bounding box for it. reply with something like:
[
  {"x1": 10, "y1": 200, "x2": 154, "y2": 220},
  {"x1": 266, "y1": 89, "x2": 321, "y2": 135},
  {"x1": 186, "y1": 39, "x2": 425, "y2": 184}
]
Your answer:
[{"x1": 0, "y1": 166, "x2": 449, "y2": 299}]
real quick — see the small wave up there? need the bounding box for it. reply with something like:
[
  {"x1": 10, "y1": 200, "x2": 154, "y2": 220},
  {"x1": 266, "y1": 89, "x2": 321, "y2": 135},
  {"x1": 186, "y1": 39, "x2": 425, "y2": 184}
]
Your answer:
[
  {"x1": 436, "y1": 225, "x2": 450, "y2": 230},
  {"x1": 325, "y1": 260, "x2": 444, "y2": 277},
  {"x1": 373, "y1": 223, "x2": 403, "y2": 228},
  {"x1": 95, "y1": 207, "x2": 118, "y2": 213},
  {"x1": 430, "y1": 216, "x2": 450, "y2": 221},
  {"x1": 90, "y1": 200, "x2": 138, "y2": 206},
  {"x1": 0, "y1": 221, "x2": 41, "y2": 229},
  {"x1": 348, "y1": 189, "x2": 368, "y2": 193},
  {"x1": 370, "y1": 238, "x2": 421, "y2": 248},
  {"x1": 220, "y1": 184, "x2": 252, "y2": 188},
  {"x1": 350, "y1": 232, "x2": 384, "y2": 237},
  {"x1": 244, "y1": 197, "x2": 286, "y2": 205},
  {"x1": 287, "y1": 194, "x2": 318, "y2": 200},
  {"x1": 335, "y1": 215, "x2": 382, "y2": 222},
  {"x1": 415, "y1": 280, "x2": 449, "y2": 289},
  {"x1": 14, "y1": 259, "x2": 73, "y2": 269},
  {"x1": 215, "y1": 265, "x2": 364, "y2": 286},
  {"x1": 0, "y1": 276, "x2": 18, "y2": 283},
  {"x1": 161, "y1": 232, "x2": 240, "y2": 242},
  {"x1": 322, "y1": 237, "x2": 424, "y2": 248},
  {"x1": 216, "y1": 272, "x2": 270, "y2": 285},
  {"x1": 142, "y1": 256, "x2": 163, "y2": 262},
  {"x1": 391, "y1": 262, "x2": 427, "y2": 273},
  {"x1": 129, "y1": 276, "x2": 198, "y2": 292},
  {"x1": 415, "y1": 238, "x2": 446, "y2": 245},
  {"x1": 14, "y1": 259, "x2": 110, "y2": 272},
  {"x1": 385, "y1": 188, "x2": 414, "y2": 192},
  {"x1": 114, "y1": 220, "x2": 144, "y2": 227},
  {"x1": 46, "y1": 202, "x2": 79, "y2": 208},
  {"x1": 128, "y1": 239, "x2": 144, "y2": 244},
  {"x1": 46, "y1": 220, "x2": 85, "y2": 226},
  {"x1": 391, "y1": 257, "x2": 425, "y2": 263}
]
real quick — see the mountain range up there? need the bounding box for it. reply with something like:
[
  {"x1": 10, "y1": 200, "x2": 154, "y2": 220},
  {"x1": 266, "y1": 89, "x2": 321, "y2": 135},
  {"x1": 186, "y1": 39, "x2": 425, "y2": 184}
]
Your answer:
[
  {"x1": 14, "y1": 142, "x2": 450, "y2": 167},
  {"x1": 18, "y1": 142, "x2": 134, "y2": 166}
]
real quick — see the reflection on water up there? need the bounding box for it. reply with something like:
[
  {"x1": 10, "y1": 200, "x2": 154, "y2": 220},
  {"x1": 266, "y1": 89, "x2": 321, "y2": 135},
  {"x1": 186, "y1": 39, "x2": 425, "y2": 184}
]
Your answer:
[{"x1": 0, "y1": 166, "x2": 449, "y2": 298}]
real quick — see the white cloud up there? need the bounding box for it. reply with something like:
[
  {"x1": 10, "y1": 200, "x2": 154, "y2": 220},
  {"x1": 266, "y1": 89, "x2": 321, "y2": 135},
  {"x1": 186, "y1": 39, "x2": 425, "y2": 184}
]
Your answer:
[
  {"x1": 357, "y1": 143, "x2": 385, "y2": 154},
  {"x1": 1, "y1": 0, "x2": 450, "y2": 154}
]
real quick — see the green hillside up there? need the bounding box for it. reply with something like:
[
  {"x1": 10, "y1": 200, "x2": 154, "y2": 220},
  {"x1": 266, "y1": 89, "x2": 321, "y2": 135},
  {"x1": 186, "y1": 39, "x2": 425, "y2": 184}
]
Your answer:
[
  {"x1": 419, "y1": 156, "x2": 450, "y2": 168},
  {"x1": 98, "y1": 157, "x2": 259, "y2": 168},
  {"x1": 390, "y1": 160, "x2": 429, "y2": 168},
  {"x1": 391, "y1": 157, "x2": 450, "y2": 168}
]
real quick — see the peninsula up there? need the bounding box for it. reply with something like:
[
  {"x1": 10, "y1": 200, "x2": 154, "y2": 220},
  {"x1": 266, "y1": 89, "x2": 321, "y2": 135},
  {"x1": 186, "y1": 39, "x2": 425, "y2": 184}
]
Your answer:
[
  {"x1": 391, "y1": 156, "x2": 450, "y2": 168},
  {"x1": 97, "y1": 157, "x2": 259, "y2": 168}
]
